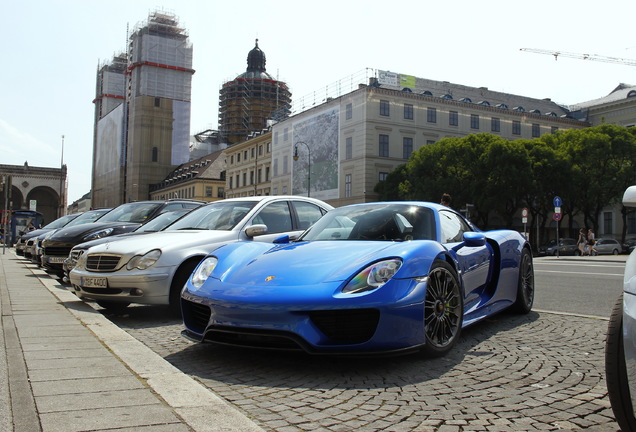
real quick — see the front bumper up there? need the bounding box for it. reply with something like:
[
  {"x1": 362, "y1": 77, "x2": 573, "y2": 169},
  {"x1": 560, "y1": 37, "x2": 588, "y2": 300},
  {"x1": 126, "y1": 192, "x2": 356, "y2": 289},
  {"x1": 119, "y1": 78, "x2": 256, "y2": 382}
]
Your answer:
[
  {"x1": 181, "y1": 277, "x2": 427, "y2": 354},
  {"x1": 69, "y1": 267, "x2": 173, "y2": 305}
]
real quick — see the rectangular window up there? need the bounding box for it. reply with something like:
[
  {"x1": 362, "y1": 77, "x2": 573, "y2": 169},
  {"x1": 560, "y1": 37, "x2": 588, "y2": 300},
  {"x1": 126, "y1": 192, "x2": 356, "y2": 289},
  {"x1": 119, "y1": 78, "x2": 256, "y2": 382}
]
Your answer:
[
  {"x1": 250, "y1": 171, "x2": 254, "y2": 185},
  {"x1": 532, "y1": 124, "x2": 540, "y2": 137},
  {"x1": 242, "y1": 173, "x2": 247, "y2": 186},
  {"x1": 218, "y1": 187, "x2": 225, "y2": 198},
  {"x1": 251, "y1": 148, "x2": 255, "y2": 158},
  {"x1": 470, "y1": 114, "x2": 480, "y2": 130},
  {"x1": 379, "y1": 172, "x2": 388, "y2": 182},
  {"x1": 154, "y1": 97, "x2": 161, "y2": 107},
  {"x1": 491, "y1": 117, "x2": 500, "y2": 132},
  {"x1": 265, "y1": 167, "x2": 270, "y2": 181},
  {"x1": 259, "y1": 145, "x2": 263, "y2": 156},
  {"x1": 380, "y1": 100, "x2": 390, "y2": 116},
  {"x1": 346, "y1": 137, "x2": 353, "y2": 159},
  {"x1": 283, "y1": 155, "x2": 289, "y2": 174},
  {"x1": 449, "y1": 111, "x2": 458, "y2": 126},
  {"x1": 512, "y1": 120, "x2": 521, "y2": 135},
  {"x1": 205, "y1": 186, "x2": 212, "y2": 197},
  {"x1": 346, "y1": 103, "x2": 353, "y2": 120},
  {"x1": 427, "y1": 107, "x2": 437, "y2": 123},
  {"x1": 603, "y1": 211, "x2": 613, "y2": 235},
  {"x1": 403, "y1": 137, "x2": 413, "y2": 159},
  {"x1": 628, "y1": 211, "x2": 636, "y2": 234},
  {"x1": 237, "y1": 153, "x2": 241, "y2": 162},
  {"x1": 258, "y1": 169, "x2": 262, "y2": 183},
  {"x1": 379, "y1": 134, "x2": 389, "y2": 157},
  {"x1": 551, "y1": 126, "x2": 559, "y2": 134},
  {"x1": 230, "y1": 155, "x2": 234, "y2": 165},
  {"x1": 229, "y1": 177, "x2": 233, "y2": 189},
  {"x1": 236, "y1": 174, "x2": 240, "y2": 187},
  {"x1": 284, "y1": 128, "x2": 289, "y2": 141},
  {"x1": 345, "y1": 174, "x2": 352, "y2": 198},
  {"x1": 404, "y1": 104, "x2": 414, "y2": 120},
  {"x1": 426, "y1": 140, "x2": 436, "y2": 145}
]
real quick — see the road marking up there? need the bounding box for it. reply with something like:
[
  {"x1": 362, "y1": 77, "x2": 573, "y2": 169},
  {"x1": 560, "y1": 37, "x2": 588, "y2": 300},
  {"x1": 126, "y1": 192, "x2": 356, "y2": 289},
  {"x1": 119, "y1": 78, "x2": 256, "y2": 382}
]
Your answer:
[{"x1": 535, "y1": 269, "x2": 623, "y2": 277}]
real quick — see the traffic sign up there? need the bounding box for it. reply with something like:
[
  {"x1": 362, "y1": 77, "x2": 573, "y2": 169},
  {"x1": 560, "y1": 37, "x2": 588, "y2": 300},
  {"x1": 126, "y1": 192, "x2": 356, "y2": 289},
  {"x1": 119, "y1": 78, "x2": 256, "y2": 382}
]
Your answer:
[
  {"x1": 553, "y1": 196, "x2": 562, "y2": 207},
  {"x1": 521, "y1": 208, "x2": 529, "y2": 218},
  {"x1": 553, "y1": 213, "x2": 562, "y2": 221},
  {"x1": 555, "y1": 207, "x2": 561, "y2": 214}
]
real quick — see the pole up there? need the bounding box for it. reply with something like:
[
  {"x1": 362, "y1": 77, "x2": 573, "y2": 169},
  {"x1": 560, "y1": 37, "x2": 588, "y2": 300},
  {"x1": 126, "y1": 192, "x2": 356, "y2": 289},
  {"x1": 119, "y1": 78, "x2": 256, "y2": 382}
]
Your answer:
[{"x1": 59, "y1": 135, "x2": 65, "y2": 217}]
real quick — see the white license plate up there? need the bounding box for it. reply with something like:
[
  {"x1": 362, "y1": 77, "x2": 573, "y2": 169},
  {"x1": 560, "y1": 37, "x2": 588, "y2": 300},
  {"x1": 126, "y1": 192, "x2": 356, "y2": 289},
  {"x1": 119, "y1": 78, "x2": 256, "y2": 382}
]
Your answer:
[
  {"x1": 48, "y1": 256, "x2": 66, "y2": 264},
  {"x1": 80, "y1": 277, "x2": 108, "y2": 288}
]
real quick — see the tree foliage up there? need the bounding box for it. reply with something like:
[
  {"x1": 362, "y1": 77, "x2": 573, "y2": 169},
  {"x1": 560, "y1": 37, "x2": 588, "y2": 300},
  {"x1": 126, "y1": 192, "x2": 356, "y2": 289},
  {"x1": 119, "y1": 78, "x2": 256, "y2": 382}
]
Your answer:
[{"x1": 374, "y1": 125, "x2": 636, "y2": 238}]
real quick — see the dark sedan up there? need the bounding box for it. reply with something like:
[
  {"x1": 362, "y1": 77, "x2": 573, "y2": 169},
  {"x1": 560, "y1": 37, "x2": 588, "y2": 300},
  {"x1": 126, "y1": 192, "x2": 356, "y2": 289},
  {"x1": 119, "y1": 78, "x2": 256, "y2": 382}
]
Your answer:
[{"x1": 537, "y1": 238, "x2": 578, "y2": 256}]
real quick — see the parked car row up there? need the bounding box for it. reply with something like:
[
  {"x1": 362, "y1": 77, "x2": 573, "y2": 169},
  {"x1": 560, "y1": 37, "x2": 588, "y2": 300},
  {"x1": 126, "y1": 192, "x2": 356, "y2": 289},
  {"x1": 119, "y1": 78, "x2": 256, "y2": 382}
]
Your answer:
[
  {"x1": 537, "y1": 236, "x2": 628, "y2": 256},
  {"x1": 15, "y1": 195, "x2": 536, "y2": 358}
]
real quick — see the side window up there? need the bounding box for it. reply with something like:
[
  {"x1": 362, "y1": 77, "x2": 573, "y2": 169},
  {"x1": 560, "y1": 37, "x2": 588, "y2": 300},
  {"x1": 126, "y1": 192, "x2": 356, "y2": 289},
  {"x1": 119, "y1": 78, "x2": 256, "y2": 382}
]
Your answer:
[
  {"x1": 253, "y1": 201, "x2": 293, "y2": 233},
  {"x1": 161, "y1": 203, "x2": 186, "y2": 214},
  {"x1": 439, "y1": 210, "x2": 471, "y2": 243},
  {"x1": 292, "y1": 201, "x2": 325, "y2": 230}
]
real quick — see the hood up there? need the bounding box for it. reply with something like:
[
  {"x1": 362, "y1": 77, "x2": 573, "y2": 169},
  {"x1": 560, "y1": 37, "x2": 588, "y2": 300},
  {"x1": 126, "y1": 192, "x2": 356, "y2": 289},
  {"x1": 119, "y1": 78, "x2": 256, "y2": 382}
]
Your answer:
[
  {"x1": 83, "y1": 230, "x2": 236, "y2": 255},
  {"x1": 47, "y1": 221, "x2": 140, "y2": 242},
  {"x1": 20, "y1": 228, "x2": 53, "y2": 240},
  {"x1": 212, "y1": 240, "x2": 420, "y2": 287}
]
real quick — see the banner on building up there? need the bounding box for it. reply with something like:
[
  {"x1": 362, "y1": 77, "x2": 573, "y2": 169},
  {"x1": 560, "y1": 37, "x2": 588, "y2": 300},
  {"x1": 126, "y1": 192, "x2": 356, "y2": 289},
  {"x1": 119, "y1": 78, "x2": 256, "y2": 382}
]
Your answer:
[{"x1": 377, "y1": 70, "x2": 399, "y2": 86}]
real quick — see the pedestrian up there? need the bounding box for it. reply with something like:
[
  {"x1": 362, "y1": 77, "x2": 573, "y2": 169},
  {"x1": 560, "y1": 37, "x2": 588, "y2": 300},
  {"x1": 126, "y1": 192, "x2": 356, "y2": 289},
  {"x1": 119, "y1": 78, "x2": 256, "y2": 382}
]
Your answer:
[
  {"x1": 440, "y1": 193, "x2": 451, "y2": 207},
  {"x1": 587, "y1": 229, "x2": 596, "y2": 256},
  {"x1": 577, "y1": 228, "x2": 587, "y2": 256}
]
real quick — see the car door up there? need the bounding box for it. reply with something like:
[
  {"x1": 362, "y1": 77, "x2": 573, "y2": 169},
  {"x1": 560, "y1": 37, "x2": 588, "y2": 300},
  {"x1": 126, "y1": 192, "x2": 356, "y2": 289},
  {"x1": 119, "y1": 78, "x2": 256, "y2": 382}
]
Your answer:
[{"x1": 439, "y1": 210, "x2": 492, "y2": 312}]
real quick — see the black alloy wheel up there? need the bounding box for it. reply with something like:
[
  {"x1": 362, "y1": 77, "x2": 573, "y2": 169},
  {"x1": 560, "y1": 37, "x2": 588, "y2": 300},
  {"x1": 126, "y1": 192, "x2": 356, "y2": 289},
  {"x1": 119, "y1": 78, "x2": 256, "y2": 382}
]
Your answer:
[
  {"x1": 513, "y1": 248, "x2": 534, "y2": 314},
  {"x1": 422, "y1": 260, "x2": 463, "y2": 357}
]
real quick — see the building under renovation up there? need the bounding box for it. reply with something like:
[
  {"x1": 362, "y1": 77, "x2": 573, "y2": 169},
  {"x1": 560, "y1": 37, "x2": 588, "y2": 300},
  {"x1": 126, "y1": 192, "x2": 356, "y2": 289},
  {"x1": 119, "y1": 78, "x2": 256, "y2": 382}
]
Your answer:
[
  {"x1": 219, "y1": 40, "x2": 291, "y2": 145},
  {"x1": 92, "y1": 11, "x2": 194, "y2": 208}
]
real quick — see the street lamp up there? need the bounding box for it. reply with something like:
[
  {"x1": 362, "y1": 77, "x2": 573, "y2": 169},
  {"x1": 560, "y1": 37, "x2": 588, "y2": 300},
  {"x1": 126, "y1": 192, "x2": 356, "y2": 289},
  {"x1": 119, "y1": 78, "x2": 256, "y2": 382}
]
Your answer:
[{"x1": 293, "y1": 141, "x2": 311, "y2": 197}]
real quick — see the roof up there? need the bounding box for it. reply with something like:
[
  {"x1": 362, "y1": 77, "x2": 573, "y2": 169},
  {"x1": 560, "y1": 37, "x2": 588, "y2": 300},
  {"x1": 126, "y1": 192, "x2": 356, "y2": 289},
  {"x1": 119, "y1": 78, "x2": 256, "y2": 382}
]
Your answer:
[{"x1": 571, "y1": 83, "x2": 636, "y2": 109}]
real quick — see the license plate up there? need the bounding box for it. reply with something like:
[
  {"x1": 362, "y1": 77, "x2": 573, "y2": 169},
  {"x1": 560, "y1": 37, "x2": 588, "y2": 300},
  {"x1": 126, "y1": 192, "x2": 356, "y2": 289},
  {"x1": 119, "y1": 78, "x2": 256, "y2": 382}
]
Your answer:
[
  {"x1": 80, "y1": 277, "x2": 108, "y2": 288},
  {"x1": 48, "y1": 256, "x2": 67, "y2": 264}
]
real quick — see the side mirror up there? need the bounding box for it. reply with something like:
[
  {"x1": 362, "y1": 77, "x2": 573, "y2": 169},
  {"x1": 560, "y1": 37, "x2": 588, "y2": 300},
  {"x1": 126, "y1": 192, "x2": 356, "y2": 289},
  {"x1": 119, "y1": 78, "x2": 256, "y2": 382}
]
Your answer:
[
  {"x1": 623, "y1": 186, "x2": 636, "y2": 208},
  {"x1": 462, "y1": 231, "x2": 486, "y2": 247},
  {"x1": 245, "y1": 224, "x2": 268, "y2": 238}
]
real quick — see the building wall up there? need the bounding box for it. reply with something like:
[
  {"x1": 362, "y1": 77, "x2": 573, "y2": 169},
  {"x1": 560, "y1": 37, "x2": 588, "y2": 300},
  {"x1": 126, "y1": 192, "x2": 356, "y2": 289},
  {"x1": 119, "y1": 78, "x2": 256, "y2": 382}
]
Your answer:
[{"x1": 224, "y1": 132, "x2": 272, "y2": 198}]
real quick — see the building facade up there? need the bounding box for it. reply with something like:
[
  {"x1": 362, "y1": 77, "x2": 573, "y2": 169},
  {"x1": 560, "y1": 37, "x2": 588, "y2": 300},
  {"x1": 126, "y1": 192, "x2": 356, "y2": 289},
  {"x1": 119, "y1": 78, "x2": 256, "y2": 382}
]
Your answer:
[
  {"x1": 92, "y1": 11, "x2": 193, "y2": 208},
  {"x1": 268, "y1": 72, "x2": 587, "y2": 208},
  {"x1": 0, "y1": 163, "x2": 67, "y2": 223},
  {"x1": 149, "y1": 150, "x2": 226, "y2": 202},
  {"x1": 224, "y1": 130, "x2": 272, "y2": 198}
]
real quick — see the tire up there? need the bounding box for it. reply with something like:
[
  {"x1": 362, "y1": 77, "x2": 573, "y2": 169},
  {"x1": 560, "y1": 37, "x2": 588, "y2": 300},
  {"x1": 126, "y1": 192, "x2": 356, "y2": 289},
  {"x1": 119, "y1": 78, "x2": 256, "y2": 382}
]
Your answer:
[
  {"x1": 613, "y1": 249, "x2": 620, "y2": 255},
  {"x1": 512, "y1": 248, "x2": 534, "y2": 314},
  {"x1": 96, "y1": 300, "x2": 130, "y2": 313},
  {"x1": 605, "y1": 294, "x2": 636, "y2": 432},
  {"x1": 169, "y1": 259, "x2": 202, "y2": 316},
  {"x1": 421, "y1": 260, "x2": 463, "y2": 357}
]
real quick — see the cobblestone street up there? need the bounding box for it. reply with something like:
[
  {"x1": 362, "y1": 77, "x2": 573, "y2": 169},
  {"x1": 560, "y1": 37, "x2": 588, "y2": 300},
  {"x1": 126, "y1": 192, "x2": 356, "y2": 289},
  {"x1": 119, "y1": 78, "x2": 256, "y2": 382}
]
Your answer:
[{"x1": 106, "y1": 307, "x2": 618, "y2": 431}]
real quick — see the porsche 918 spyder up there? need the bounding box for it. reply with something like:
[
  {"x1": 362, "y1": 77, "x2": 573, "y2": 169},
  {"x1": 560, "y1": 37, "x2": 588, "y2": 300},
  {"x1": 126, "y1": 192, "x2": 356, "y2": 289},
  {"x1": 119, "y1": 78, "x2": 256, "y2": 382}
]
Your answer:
[{"x1": 181, "y1": 201, "x2": 534, "y2": 356}]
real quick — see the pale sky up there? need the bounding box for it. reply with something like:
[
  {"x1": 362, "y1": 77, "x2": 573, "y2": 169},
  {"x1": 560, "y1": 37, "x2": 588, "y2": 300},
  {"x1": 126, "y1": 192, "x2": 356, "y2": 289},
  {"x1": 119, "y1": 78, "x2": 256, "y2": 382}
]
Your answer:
[{"x1": 2, "y1": 0, "x2": 635, "y2": 203}]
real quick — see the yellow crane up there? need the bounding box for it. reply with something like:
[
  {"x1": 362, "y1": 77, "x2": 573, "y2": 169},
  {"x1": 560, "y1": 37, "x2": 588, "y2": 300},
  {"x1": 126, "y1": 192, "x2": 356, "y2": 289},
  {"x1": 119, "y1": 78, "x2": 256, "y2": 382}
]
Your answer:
[{"x1": 519, "y1": 48, "x2": 636, "y2": 66}]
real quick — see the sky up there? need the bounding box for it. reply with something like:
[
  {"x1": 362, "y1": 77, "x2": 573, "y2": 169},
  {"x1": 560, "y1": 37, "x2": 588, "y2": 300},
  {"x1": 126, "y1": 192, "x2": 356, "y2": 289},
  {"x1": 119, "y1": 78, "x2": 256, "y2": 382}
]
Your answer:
[{"x1": 2, "y1": 0, "x2": 635, "y2": 204}]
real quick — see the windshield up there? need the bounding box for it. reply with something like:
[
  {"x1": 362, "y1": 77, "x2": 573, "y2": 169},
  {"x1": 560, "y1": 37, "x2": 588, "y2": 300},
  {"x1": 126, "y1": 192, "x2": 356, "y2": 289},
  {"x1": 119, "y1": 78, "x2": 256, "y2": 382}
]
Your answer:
[
  {"x1": 136, "y1": 209, "x2": 190, "y2": 232},
  {"x1": 65, "y1": 209, "x2": 111, "y2": 227},
  {"x1": 98, "y1": 202, "x2": 162, "y2": 224},
  {"x1": 299, "y1": 204, "x2": 436, "y2": 242},
  {"x1": 167, "y1": 201, "x2": 257, "y2": 231},
  {"x1": 44, "y1": 214, "x2": 79, "y2": 229}
]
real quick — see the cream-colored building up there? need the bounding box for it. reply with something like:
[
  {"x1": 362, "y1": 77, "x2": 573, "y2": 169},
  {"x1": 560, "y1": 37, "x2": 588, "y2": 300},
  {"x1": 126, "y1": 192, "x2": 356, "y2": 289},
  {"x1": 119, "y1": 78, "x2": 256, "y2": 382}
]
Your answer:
[
  {"x1": 269, "y1": 74, "x2": 587, "y2": 208},
  {"x1": 224, "y1": 130, "x2": 272, "y2": 198},
  {"x1": 149, "y1": 150, "x2": 225, "y2": 202}
]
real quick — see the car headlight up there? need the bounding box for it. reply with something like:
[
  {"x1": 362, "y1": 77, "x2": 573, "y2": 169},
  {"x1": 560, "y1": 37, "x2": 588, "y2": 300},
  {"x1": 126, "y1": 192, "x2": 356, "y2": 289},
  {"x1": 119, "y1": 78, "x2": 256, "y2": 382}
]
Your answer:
[
  {"x1": 126, "y1": 249, "x2": 162, "y2": 270},
  {"x1": 75, "y1": 251, "x2": 87, "y2": 270},
  {"x1": 190, "y1": 257, "x2": 219, "y2": 289},
  {"x1": 83, "y1": 228, "x2": 114, "y2": 241},
  {"x1": 342, "y1": 259, "x2": 402, "y2": 294}
]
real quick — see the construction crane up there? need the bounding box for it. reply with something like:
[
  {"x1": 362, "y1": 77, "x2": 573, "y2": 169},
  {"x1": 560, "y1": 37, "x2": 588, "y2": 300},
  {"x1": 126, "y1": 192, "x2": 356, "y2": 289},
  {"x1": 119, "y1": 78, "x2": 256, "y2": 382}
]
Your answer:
[{"x1": 520, "y1": 48, "x2": 636, "y2": 66}]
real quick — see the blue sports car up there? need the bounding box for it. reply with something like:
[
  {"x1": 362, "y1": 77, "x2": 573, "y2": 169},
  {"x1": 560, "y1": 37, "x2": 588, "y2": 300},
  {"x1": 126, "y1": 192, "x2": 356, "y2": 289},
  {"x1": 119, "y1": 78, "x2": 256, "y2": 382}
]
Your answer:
[{"x1": 181, "y1": 202, "x2": 534, "y2": 356}]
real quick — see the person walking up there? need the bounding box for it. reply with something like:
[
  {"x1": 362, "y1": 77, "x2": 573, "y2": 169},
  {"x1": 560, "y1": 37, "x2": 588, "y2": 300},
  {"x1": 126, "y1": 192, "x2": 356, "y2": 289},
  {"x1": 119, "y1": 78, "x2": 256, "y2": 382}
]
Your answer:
[
  {"x1": 587, "y1": 229, "x2": 597, "y2": 256},
  {"x1": 577, "y1": 228, "x2": 587, "y2": 256}
]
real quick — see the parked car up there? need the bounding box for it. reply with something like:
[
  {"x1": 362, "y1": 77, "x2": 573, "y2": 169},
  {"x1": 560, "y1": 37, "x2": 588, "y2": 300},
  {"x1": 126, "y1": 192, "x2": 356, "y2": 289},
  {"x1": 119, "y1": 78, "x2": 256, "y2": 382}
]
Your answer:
[
  {"x1": 63, "y1": 207, "x2": 196, "y2": 279},
  {"x1": 42, "y1": 200, "x2": 203, "y2": 278},
  {"x1": 625, "y1": 238, "x2": 636, "y2": 254},
  {"x1": 69, "y1": 196, "x2": 333, "y2": 313},
  {"x1": 181, "y1": 201, "x2": 534, "y2": 356},
  {"x1": 15, "y1": 213, "x2": 81, "y2": 257},
  {"x1": 537, "y1": 238, "x2": 578, "y2": 256},
  {"x1": 593, "y1": 238, "x2": 623, "y2": 255},
  {"x1": 606, "y1": 185, "x2": 636, "y2": 431},
  {"x1": 27, "y1": 208, "x2": 113, "y2": 264}
]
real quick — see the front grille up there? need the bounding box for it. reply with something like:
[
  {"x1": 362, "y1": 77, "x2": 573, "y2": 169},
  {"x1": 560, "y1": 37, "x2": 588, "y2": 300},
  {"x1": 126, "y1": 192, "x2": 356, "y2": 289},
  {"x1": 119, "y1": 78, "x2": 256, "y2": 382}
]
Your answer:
[
  {"x1": 309, "y1": 309, "x2": 380, "y2": 344},
  {"x1": 182, "y1": 299, "x2": 211, "y2": 333},
  {"x1": 203, "y1": 327, "x2": 303, "y2": 351},
  {"x1": 86, "y1": 254, "x2": 121, "y2": 271},
  {"x1": 43, "y1": 246, "x2": 72, "y2": 257}
]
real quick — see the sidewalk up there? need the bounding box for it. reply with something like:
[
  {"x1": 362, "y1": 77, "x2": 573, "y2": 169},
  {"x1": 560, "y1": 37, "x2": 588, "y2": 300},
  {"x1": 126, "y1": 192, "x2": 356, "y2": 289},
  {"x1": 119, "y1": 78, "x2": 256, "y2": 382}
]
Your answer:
[{"x1": 0, "y1": 248, "x2": 264, "y2": 432}]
